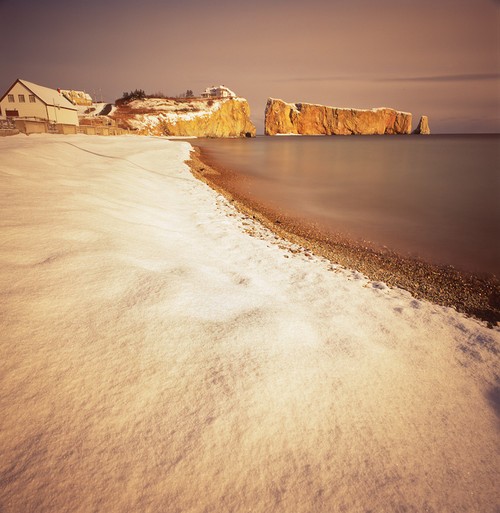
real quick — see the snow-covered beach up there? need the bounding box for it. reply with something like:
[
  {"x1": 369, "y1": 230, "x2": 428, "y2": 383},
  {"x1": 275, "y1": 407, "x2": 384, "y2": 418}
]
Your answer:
[{"x1": 0, "y1": 135, "x2": 498, "y2": 512}]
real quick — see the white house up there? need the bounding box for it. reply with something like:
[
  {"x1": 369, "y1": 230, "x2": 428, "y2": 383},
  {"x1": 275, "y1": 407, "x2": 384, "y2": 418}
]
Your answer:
[
  {"x1": 0, "y1": 79, "x2": 79, "y2": 125},
  {"x1": 201, "y1": 85, "x2": 237, "y2": 99}
]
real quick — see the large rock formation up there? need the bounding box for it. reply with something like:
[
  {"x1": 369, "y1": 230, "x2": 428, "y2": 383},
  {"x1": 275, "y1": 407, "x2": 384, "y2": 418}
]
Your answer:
[
  {"x1": 265, "y1": 98, "x2": 412, "y2": 136},
  {"x1": 112, "y1": 97, "x2": 256, "y2": 137},
  {"x1": 413, "y1": 115, "x2": 431, "y2": 135}
]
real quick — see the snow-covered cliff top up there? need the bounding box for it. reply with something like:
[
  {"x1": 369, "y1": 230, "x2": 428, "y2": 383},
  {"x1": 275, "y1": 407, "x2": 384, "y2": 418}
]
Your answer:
[{"x1": 268, "y1": 98, "x2": 411, "y2": 116}]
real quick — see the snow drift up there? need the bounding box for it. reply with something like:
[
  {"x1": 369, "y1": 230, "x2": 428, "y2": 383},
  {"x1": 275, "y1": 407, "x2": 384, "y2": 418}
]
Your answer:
[{"x1": 0, "y1": 135, "x2": 498, "y2": 513}]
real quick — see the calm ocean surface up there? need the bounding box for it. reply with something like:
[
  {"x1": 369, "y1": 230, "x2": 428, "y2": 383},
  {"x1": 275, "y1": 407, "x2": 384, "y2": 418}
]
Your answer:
[{"x1": 193, "y1": 135, "x2": 500, "y2": 276}]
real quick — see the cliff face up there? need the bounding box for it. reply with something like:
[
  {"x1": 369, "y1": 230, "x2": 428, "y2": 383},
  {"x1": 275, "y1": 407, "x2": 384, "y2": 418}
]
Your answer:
[
  {"x1": 112, "y1": 97, "x2": 256, "y2": 137},
  {"x1": 413, "y1": 115, "x2": 431, "y2": 135},
  {"x1": 265, "y1": 98, "x2": 412, "y2": 136}
]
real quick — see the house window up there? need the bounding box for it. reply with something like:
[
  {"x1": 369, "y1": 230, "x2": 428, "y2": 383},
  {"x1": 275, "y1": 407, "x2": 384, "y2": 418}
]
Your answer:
[
  {"x1": 29, "y1": 95, "x2": 36, "y2": 103},
  {"x1": 8, "y1": 94, "x2": 14, "y2": 102},
  {"x1": 18, "y1": 94, "x2": 25, "y2": 103}
]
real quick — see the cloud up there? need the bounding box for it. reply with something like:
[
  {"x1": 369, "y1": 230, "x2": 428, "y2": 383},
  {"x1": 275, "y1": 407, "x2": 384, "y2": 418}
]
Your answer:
[
  {"x1": 382, "y1": 73, "x2": 500, "y2": 82},
  {"x1": 270, "y1": 76, "x2": 357, "y2": 83},
  {"x1": 271, "y1": 73, "x2": 500, "y2": 84}
]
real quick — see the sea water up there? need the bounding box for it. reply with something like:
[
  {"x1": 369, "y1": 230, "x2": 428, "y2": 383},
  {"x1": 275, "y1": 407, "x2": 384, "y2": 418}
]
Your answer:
[{"x1": 193, "y1": 135, "x2": 500, "y2": 276}]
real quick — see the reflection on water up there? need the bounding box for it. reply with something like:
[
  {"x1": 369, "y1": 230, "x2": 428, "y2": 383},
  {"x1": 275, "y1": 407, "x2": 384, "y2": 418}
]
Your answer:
[{"x1": 193, "y1": 135, "x2": 500, "y2": 275}]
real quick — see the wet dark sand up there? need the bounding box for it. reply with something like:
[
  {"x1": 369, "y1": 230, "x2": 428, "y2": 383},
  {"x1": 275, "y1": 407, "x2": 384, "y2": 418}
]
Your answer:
[{"x1": 189, "y1": 146, "x2": 500, "y2": 326}]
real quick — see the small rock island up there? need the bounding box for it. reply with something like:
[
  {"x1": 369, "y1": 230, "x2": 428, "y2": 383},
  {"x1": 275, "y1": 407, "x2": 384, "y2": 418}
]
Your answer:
[{"x1": 413, "y1": 115, "x2": 431, "y2": 135}]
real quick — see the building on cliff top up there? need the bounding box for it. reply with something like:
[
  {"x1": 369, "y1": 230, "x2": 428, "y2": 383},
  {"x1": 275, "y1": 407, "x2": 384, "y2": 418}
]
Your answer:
[
  {"x1": 201, "y1": 85, "x2": 236, "y2": 98},
  {"x1": 0, "y1": 78, "x2": 78, "y2": 125},
  {"x1": 60, "y1": 89, "x2": 93, "y2": 106}
]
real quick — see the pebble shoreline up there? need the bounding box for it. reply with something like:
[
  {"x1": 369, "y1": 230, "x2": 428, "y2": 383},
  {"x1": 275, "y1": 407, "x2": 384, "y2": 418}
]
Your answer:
[{"x1": 188, "y1": 146, "x2": 500, "y2": 327}]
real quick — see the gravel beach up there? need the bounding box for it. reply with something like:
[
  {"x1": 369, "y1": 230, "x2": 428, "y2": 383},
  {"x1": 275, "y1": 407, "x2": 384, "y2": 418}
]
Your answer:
[{"x1": 190, "y1": 145, "x2": 500, "y2": 326}]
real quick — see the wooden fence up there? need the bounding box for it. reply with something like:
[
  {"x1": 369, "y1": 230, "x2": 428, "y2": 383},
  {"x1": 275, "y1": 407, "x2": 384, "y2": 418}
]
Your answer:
[
  {"x1": 0, "y1": 118, "x2": 19, "y2": 136},
  {"x1": 77, "y1": 125, "x2": 129, "y2": 136},
  {"x1": 0, "y1": 118, "x2": 129, "y2": 136},
  {"x1": 0, "y1": 119, "x2": 15, "y2": 129}
]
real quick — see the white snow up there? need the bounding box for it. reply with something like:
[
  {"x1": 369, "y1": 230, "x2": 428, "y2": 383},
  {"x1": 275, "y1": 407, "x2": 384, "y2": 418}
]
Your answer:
[
  {"x1": 0, "y1": 134, "x2": 498, "y2": 513},
  {"x1": 126, "y1": 97, "x2": 227, "y2": 132},
  {"x1": 129, "y1": 97, "x2": 223, "y2": 117},
  {"x1": 77, "y1": 102, "x2": 109, "y2": 117}
]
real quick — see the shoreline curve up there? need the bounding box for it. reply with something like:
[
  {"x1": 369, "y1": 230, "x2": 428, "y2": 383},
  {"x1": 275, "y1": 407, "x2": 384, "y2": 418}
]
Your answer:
[{"x1": 188, "y1": 144, "x2": 500, "y2": 327}]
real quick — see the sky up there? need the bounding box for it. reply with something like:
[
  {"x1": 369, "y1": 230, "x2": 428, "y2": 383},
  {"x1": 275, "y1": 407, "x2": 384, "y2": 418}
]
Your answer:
[{"x1": 1, "y1": 0, "x2": 499, "y2": 133}]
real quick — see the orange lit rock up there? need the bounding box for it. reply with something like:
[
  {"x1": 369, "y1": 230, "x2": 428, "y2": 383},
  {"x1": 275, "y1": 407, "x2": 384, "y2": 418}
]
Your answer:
[
  {"x1": 265, "y1": 98, "x2": 412, "y2": 136},
  {"x1": 113, "y1": 97, "x2": 256, "y2": 138}
]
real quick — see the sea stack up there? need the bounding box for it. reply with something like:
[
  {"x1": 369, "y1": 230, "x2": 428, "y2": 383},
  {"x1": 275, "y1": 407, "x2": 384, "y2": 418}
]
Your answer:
[
  {"x1": 413, "y1": 115, "x2": 431, "y2": 135},
  {"x1": 264, "y1": 98, "x2": 412, "y2": 136}
]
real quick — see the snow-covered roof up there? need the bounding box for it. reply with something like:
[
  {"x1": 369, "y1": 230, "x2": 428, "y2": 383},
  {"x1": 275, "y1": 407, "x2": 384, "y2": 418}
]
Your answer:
[
  {"x1": 17, "y1": 79, "x2": 77, "y2": 110},
  {"x1": 202, "y1": 85, "x2": 236, "y2": 96}
]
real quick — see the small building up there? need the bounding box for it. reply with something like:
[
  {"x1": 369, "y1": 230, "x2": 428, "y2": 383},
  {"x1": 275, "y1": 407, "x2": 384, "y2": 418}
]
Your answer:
[
  {"x1": 60, "y1": 89, "x2": 93, "y2": 106},
  {"x1": 0, "y1": 78, "x2": 79, "y2": 125},
  {"x1": 201, "y1": 85, "x2": 237, "y2": 99}
]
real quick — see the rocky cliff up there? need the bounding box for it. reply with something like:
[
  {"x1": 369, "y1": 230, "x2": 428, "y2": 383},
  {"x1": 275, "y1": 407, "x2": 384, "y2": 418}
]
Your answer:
[
  {"x1": 413, "y1": 115, "x2": 431, "y2": 135},
  {"x1": 112, "y1": 97, "x2": 256, "y2": 137},
  {"x1": 265, "y1": 98, "x2": 412, "y2": 136}
]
